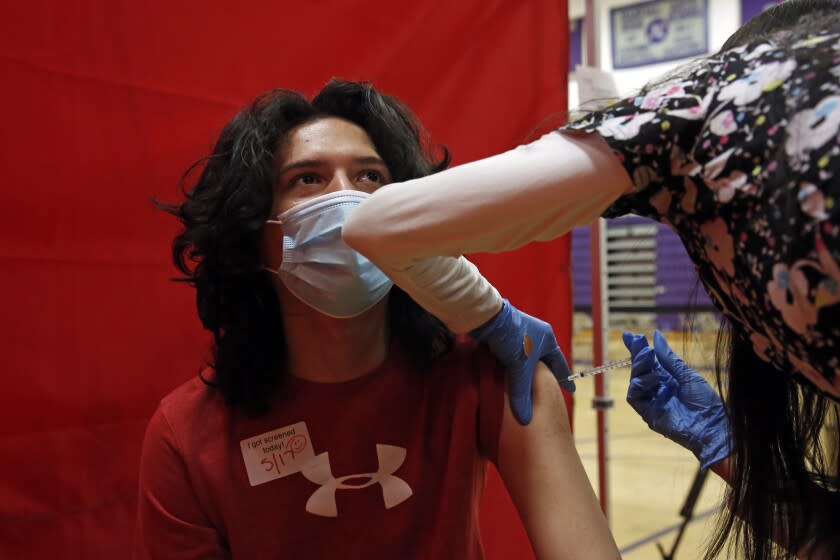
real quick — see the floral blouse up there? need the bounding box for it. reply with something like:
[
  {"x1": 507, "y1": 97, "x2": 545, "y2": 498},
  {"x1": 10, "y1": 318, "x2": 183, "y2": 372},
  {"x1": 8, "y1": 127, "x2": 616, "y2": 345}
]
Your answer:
[{"x1": 567, "y1": 32, "x2": 840, "y2": 397}]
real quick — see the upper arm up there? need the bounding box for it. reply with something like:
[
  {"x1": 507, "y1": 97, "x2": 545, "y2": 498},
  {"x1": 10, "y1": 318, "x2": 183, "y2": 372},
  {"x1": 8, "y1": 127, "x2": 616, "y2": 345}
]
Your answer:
[
  {"x1": 343, "y1": 131, "x2": 631, "y2": 263},
  {"x1": 134, "y1": 408, "x2": 228, "y2": 560},
  {"x1": 495, "y1": 364, "x2": 620, "y2": 560},
  {"x1": 341, "y1": 132, "x2": 630, "y2": 334}
]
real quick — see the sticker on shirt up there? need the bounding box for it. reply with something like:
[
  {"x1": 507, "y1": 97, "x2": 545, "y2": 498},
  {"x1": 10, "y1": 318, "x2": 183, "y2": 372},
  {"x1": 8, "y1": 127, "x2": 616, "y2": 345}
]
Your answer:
[{"x1": 240, "y1": 421, "x2": 315, "y2": 487}]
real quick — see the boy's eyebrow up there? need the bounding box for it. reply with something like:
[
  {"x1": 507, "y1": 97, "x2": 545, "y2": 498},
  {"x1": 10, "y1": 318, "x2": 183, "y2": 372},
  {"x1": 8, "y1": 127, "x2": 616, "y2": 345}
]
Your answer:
[
  {"x1": 277, "y1": 156, "x2": 387, "y2": 176},
  {"x1": 354, "y1": 156, "x2": 388, "y2": 167},
  {"x1": 276, "y1": 159, "x2": 324, "y2": 176}
]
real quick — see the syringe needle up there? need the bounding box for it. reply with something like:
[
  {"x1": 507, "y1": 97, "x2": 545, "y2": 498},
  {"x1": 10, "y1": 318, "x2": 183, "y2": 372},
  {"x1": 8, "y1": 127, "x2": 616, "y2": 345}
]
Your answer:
[{"x1": 565, "y1": 357, "x2": 632, "y2": 381}]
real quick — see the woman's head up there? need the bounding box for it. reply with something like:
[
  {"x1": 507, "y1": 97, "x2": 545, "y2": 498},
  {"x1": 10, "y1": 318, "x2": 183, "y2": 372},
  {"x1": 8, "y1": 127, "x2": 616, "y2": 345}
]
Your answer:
[{"x1": 159, "y1": 79, "x2": 451, "y2": 414}]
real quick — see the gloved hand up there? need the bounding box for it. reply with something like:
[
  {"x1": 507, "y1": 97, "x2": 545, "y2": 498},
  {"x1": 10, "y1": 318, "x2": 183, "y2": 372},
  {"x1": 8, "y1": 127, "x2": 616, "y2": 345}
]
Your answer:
[
  {"x1": 623, "y1": 330, "x2": 731, "y2": 470},
  {"x1": 470, "y1": 299, "x2": 574, "y2": 425}
]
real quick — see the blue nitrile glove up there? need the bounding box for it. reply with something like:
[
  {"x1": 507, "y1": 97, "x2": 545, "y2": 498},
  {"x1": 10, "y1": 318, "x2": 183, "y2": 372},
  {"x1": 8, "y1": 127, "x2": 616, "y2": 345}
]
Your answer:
[
  {"x1": 623, "y1": 330, "x2": 731, "y2": 470},
  {"x1": 469, "y1": 299, "x2": 574, "y2": 425}
]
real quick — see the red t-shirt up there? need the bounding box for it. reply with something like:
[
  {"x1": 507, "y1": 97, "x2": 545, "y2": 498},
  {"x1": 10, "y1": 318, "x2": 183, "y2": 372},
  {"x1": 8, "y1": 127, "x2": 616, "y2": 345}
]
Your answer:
[{"x1": 134, "y1": 338, "x2": 506, "y2": 559}]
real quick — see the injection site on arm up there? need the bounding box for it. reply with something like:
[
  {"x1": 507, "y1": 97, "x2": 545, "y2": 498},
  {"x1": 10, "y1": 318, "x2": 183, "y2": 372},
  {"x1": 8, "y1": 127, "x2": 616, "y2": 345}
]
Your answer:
[{"x1": 496, "y1": 363, "x2": 621, "y2": 559}]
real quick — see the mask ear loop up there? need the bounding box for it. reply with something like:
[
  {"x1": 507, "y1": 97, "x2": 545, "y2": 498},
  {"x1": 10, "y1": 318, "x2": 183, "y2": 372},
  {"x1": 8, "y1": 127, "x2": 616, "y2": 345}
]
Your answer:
[{"x1": 263, "y1": 218, "x2": 284, "y2": 274}]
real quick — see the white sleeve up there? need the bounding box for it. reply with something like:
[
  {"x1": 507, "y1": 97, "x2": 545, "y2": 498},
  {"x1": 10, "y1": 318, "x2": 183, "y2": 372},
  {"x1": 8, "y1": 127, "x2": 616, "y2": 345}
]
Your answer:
[{"x1": 343, "y1": 130, "x2": 631, "y2": 333}]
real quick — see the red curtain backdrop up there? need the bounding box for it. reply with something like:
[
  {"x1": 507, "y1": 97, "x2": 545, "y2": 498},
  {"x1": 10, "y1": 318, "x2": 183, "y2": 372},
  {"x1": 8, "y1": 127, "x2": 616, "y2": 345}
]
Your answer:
[{"x1": 0, "y1": 2, "x2": 570, "y2": 558}]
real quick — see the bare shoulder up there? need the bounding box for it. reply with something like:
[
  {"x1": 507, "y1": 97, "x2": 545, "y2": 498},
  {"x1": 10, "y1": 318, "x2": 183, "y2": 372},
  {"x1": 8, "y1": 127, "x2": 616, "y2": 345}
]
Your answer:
[{"x1": 507, "y1": 363, "x2": 570, "y2": 439}]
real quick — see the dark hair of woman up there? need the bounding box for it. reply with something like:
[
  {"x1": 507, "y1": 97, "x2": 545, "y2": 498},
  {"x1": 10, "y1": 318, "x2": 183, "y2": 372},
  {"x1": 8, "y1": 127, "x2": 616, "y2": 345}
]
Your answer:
[
  {"x1": 707, "y1": 323, "x2": 840, "y2": 560},
  {"x1": 156, "y1": 79, "x2": 453, "y2": 416}
]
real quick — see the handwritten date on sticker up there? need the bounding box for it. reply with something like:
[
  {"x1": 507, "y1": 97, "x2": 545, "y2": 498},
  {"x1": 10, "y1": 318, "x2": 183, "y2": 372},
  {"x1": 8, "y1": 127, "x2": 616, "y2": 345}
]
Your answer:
[{"x1": 240, "y1": 422, "x2": 315, "y2": 486}]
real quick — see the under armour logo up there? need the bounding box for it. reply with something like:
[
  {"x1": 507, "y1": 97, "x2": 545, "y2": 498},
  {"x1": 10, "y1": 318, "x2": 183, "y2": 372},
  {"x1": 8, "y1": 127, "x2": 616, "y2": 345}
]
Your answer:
[{"x1": 300, "y1": 444, "x2": 413, "y2": 517}]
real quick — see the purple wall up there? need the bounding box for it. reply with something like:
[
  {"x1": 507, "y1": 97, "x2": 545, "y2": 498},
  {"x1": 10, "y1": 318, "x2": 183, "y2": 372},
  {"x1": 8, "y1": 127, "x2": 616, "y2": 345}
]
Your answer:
[
  {"x1": 571, "y1": 223, "x2": 592, "y2": 309},
  {"x1": 741, "y1": 0, "x2": 781, "y2": 25},
  {"x1": 654, "y1": 224, "x2": 715, "y2": 329},
  {"x1": 571, "y1": 217, "x2": 716, "y2": 329},
  {"x1": 569, "y1": 18, "x2": 583, "y2": 70}
]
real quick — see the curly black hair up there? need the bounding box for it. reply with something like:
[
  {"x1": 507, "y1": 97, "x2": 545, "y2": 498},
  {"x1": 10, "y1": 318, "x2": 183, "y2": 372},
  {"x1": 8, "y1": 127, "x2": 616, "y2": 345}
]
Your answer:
[{"x1": 157, "y1": 79, "x2": 453, "y2": 416}]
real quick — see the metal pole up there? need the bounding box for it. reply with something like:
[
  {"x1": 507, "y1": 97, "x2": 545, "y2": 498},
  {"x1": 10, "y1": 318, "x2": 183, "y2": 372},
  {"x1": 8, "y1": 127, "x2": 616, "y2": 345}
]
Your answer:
[
  {"x1": 583, "y1": 0, "x2": 612, "y2": 524},
  {"x1": 589, "y1": 218, "x2": 612, "y2": 522},
  {"x1": 584, "y1": 0, "x2": 598, "y2": 69}
]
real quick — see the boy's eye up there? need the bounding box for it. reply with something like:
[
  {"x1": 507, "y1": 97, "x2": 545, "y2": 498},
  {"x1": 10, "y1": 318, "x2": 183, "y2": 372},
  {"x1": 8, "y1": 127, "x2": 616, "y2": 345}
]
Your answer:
[
  {"x1": 297, "y1": 173, "x2": 319, "y2": 185},
  {"x1": 361, "y1": 170, "x2": 384, "y2": 182}
]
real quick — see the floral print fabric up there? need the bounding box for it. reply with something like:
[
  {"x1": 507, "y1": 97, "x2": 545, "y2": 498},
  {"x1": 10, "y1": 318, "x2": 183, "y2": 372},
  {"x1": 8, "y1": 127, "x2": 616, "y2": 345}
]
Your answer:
[{"x1": 566, "y1": 33, "x2": 840, "y2": 397}]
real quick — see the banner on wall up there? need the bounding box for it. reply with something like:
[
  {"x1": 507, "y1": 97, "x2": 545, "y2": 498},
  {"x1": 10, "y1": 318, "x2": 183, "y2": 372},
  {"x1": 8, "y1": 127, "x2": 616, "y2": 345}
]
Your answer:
[
  {"x1": 741, "y1": 0, "x2": 781, "y2": 24},
  {"x1": 611, "y1": 0, "x2": 708, "y2": 69}
]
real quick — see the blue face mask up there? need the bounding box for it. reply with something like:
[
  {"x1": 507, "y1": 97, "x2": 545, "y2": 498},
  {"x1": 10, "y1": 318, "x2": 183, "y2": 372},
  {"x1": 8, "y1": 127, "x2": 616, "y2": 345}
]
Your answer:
[{"x1": 265, "y1": 190, "x2": 393, "y2": 318}]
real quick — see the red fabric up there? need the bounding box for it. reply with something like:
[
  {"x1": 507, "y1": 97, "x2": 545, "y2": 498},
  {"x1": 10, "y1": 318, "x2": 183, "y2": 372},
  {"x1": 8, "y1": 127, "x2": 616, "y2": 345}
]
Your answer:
[
  {"x1": 0, "y1": 2, "x2": 569, "y2": 558},
  {"x1": 135, "y1": 339, "x2": 505, "y2": 559}
]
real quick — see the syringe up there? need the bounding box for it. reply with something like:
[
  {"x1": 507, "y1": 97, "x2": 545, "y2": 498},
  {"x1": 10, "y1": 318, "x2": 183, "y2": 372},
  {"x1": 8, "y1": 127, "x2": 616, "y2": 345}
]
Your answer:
[{"x1": 565, "y1": 357, "x2": 632, "y2": 382}]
